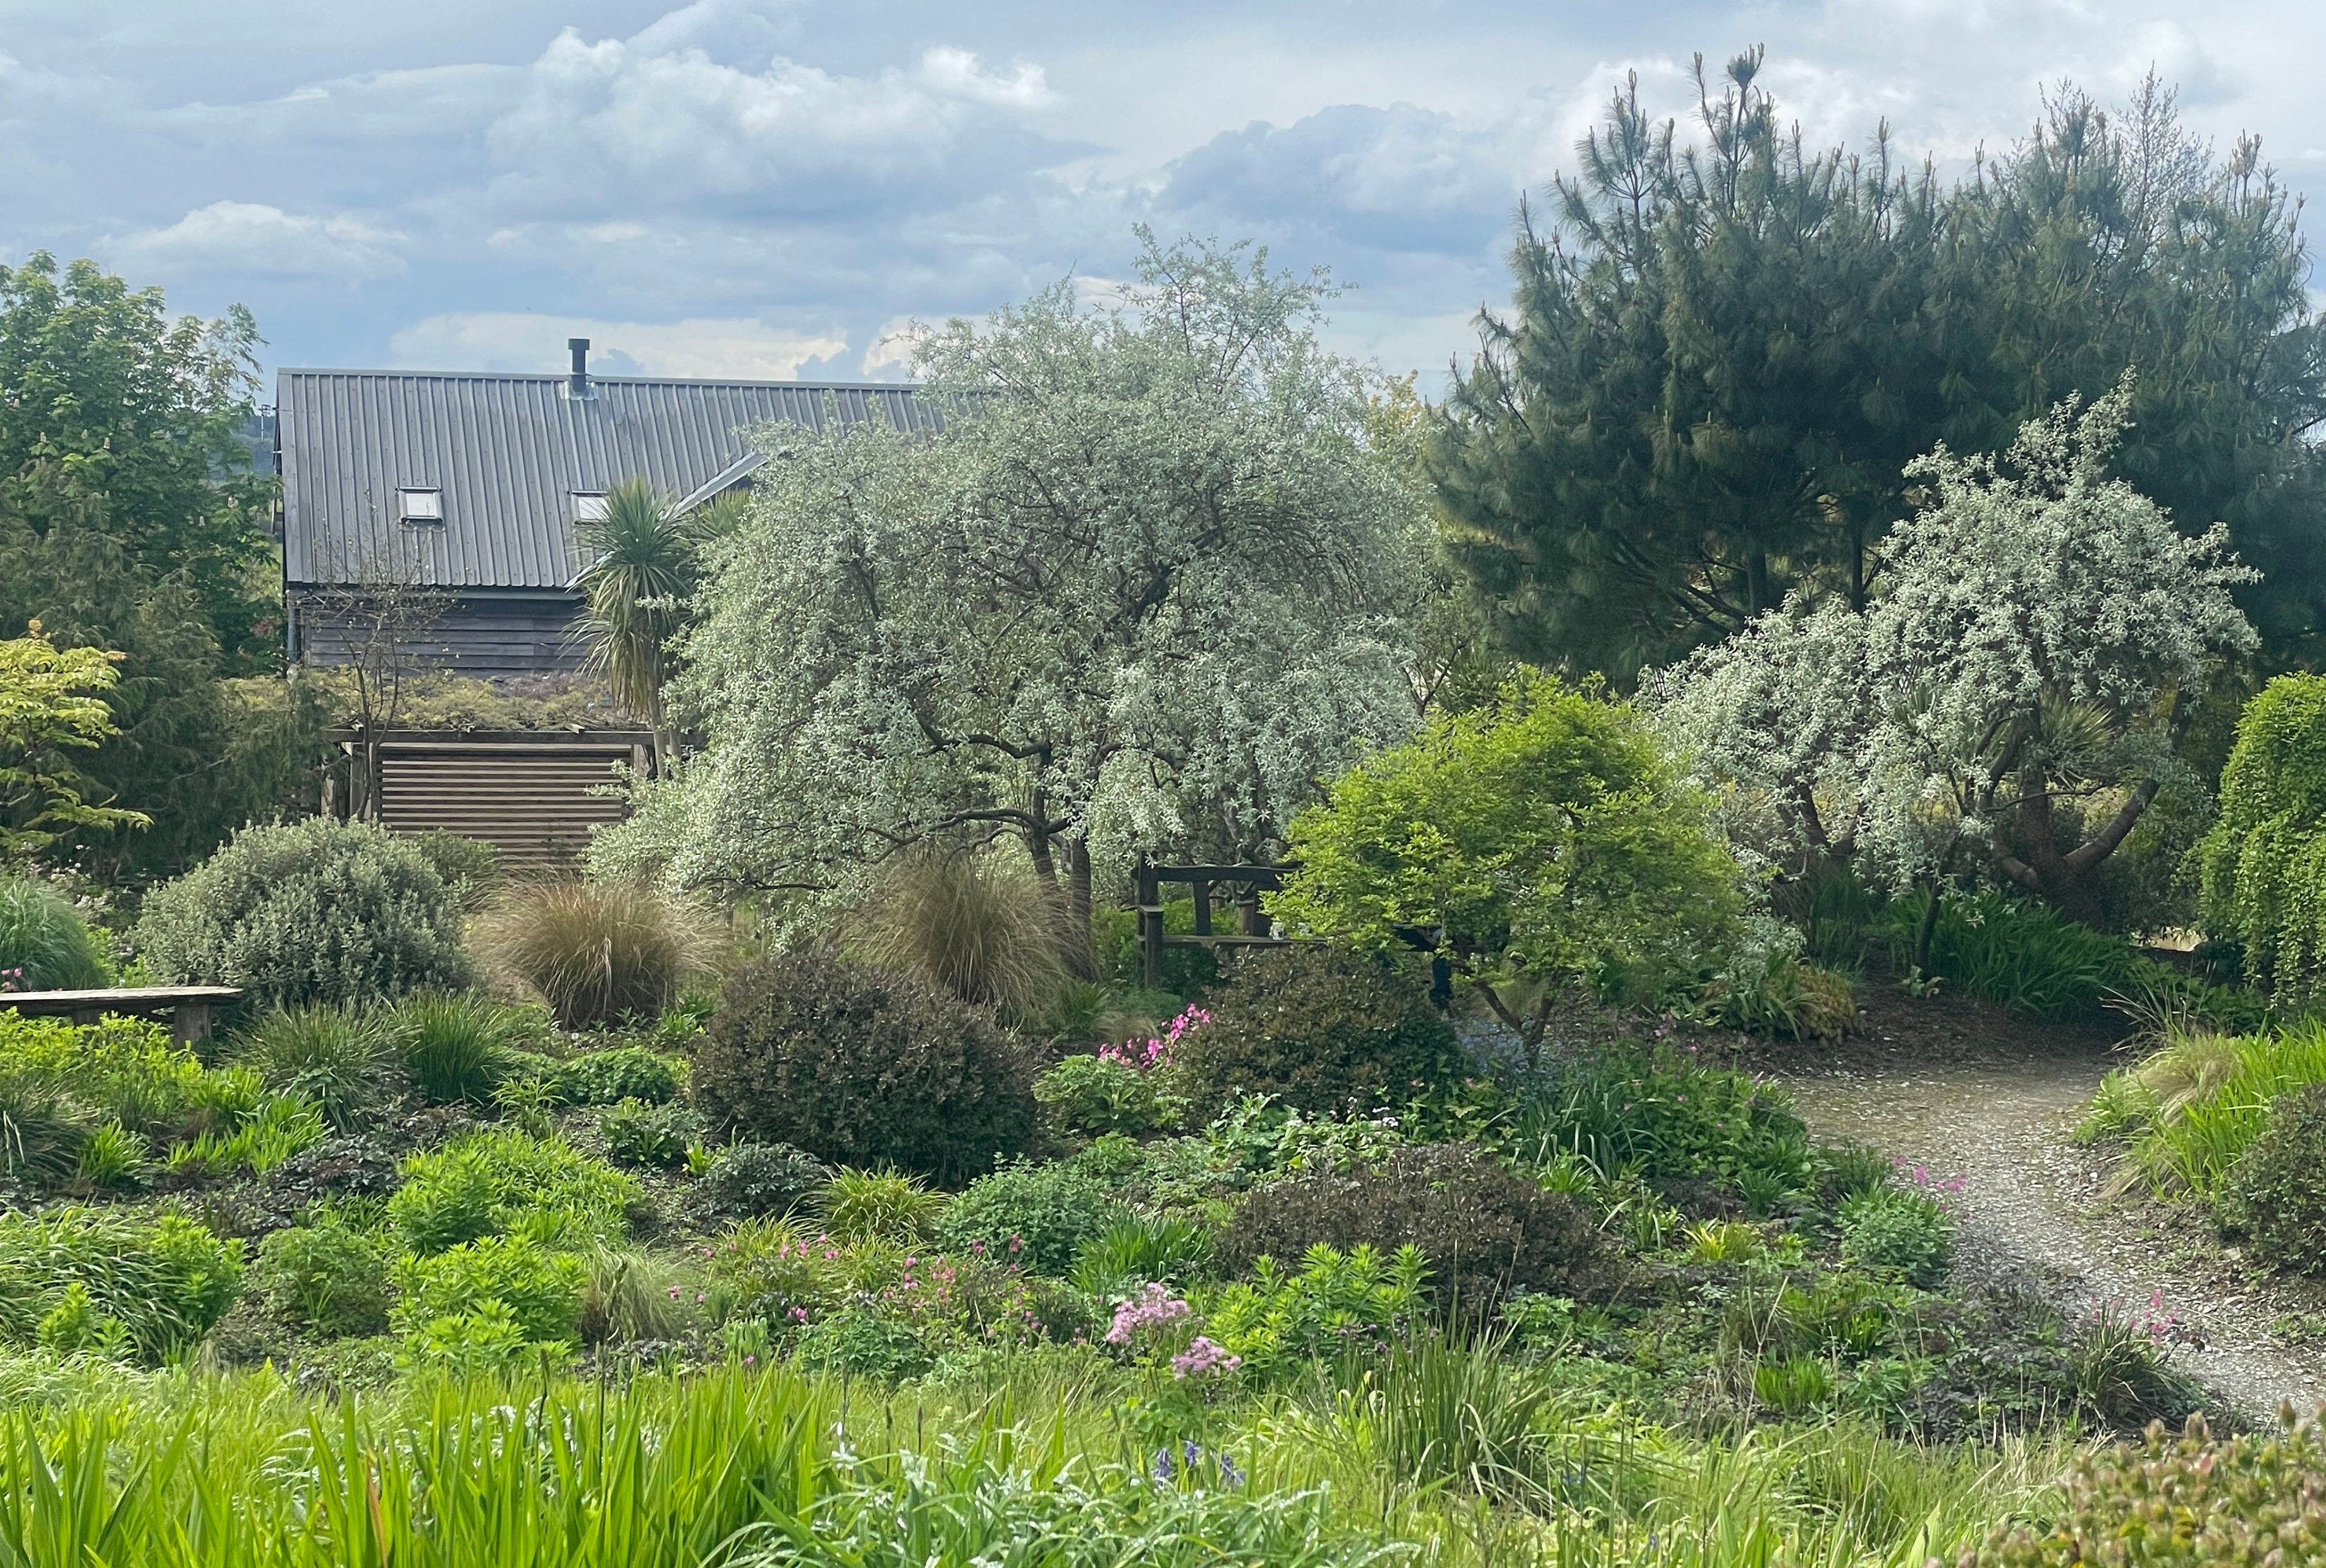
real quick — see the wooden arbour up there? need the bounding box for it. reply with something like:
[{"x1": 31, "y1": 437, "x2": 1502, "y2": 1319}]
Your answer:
[{"x1": 1133, "y1": 860, "x2": 1295, "y2": 988}]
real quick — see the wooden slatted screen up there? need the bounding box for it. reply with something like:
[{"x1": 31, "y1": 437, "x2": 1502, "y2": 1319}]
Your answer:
[{"x1": 366, "y1": 733, "x2": 653, "y2": 872}]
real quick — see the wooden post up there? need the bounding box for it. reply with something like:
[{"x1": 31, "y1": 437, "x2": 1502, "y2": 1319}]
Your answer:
[
  {"x1": 172, "y1": 998, "x2": 214, "y2": 1046},
  {"x1": 1191, "y1": 878, "x2": 1213, "y2": 936},
  {"x1": 1136, "y1": 858, "x2": 1162, "y2": 991}
]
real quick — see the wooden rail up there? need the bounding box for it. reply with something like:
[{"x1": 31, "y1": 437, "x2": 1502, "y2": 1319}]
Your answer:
[
  {"x1": 1133, "y1": 861, "x2": 1298, "y2": 988},
  {"x1": 0, "y1": 985, "x2": 243, "y2": 1045}
]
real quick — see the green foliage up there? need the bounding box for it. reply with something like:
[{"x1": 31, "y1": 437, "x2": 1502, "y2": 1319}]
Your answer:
[
  {"x1": 814, "y1": 1167, "x2": 948, "y2": 1244},
  {"x1": 255, "y1": 1218, "x2": 393, "y2": 1337},
  {"x1": 2109, "y1": 1022, "x2": 2326, "y2": 1196},
  {"x1": 395, "y1": 1234, "x2": 586, "y2": 1347},
  {"x1": 0, "y1": 628, "x2": 150, "y2": 859},
  {"x1": 472, "y1": 881, "x2": 721, "y2": 1030},
  {"x1": 855, "y1": 850, "x2": 1068, "y2": 1019},
  {"x1": 388, "y1": 1127, "x2": 639, "y2": 1255},
  {"x1": 133, "y1": 818, "x2": 475, "y2": 1008},
  {"x1": 0, "y1": 1208, "x2": 239, "y2": 1363},
  {"x1": 1034, "y1": 1053, "x2": 1175, "y2": 1139},
  {"x1": 692, "y1": 1141, "x2": 828, "y2": 1223},
  {"x1": 1203, "y1": 1242, "x2": 1432, "y2": 1376},
  {"x1": 597, "y1": 1098, "x2": 704, "y2": 1169},
  {"x1": 577, "y1": 1247, "x2": 704, "y2": 1346},
  {"x1": 1966, "y1": 1411, "x2": 2326, "y2": 1567},
  {"x1": 407, "y1": 831, "x2": 501, "y2": 910},
  {"x1": 382, "y1": 990, "x2": 553, "y2": 1106},
  {"x1": 1515, "y1": 1048, "x2": 1813, "y2": 1199},
  {"x1": 695, "y1": 949, "x2": 1038, "y2": 1186},
  {"x1": 2221, "y1": 1081, "x2": 2326, "y2": 1277},
  {"x1": 930, "y1": 1159, "x2": 1129, "y2": 1275},
  {"x1": 0, "y1": 875, "x2": 109, "y2": 989},
  {"x1": 574, "y1": 477, "x2": 698, "y2": 728},
  {"x1": 1433, "y1": 65, "x2": 2325, "y2": 679},
  {"x1": 1837, "y1": 1187, "x2": 1955, "y2": 1289},
  {"x1": 1220, "y1": 1142, "x2": 1616, "y2": 1310},
  {"x1": 2196, "y1": 674, "x2": 2326, "y2": 998},
  {"x1": 1711, "y1": 948, "x2": 1858, "y2": 1042},
  {"x1": 73, "y1": 1123, "x2": 148, "y2": 1189},
  {"x1": 230, "y1": 1005, "x2": 401, "y2": 1130},
  {"x1": 1069, "y1": 1213, "x2": 1215, "y2": 1297},
  {"x1": 1891, "y1": 890, "x2": 2145, "y2": 1019},
  {"x1": 1178, "y1": 945, "x2": 1460, "y2": 1119},
  {"x1": 791, "y1": 1303, "x2": 935, "y2": 1381},
  {"x1": 0, "y1": 1014, "x2": 205, "y2": 1139},
  {"x1": 556, "y1": 1046, "x2": 683, "y2": 1106},
  {"x1": 1273, "y1": 680, "x2": 1742, "y2": 1057}
]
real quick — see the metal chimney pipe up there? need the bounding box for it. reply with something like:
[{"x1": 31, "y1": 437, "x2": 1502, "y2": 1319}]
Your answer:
[{"x1": 568, "y1": 338, "x2": 590, "y2": 398}]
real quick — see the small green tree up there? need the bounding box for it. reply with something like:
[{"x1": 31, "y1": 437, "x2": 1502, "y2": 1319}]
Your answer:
[
  {"x1": 1269, "y1": 680, "x2": 1743, "y2": 1061},
  {"x1": 574, "y1": 477, "x2": 698, "y2": 737},
  {"x1": 2194, "y1": 675, "x2": 2326, "y2": 995},
  {"x1": 0, "y1": 622, "x2": 149, "y2": 858}
]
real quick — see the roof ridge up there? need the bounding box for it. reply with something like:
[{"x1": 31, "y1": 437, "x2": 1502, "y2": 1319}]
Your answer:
[{"x1": 278, "y1": 367, "x2": 922, "y2": 392}]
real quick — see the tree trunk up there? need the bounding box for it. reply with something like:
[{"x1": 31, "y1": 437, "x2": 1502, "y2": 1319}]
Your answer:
[
  {"x1": 1061, "y1": 838, "x2": 1098, "y2": 981},
  {"x1": 1911, "y1": 878, "x2": 1944, "y2": 977}
]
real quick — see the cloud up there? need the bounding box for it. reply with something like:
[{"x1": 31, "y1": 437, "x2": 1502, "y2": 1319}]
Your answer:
[
  {"x1": 116, "y1": 201, "x2": 407, "y2": 279},
  {"x1": 387, "y1": 310, "x2": 850, "y2": 379},
  {"x1": 480, "y1": 25, "x2": 1072, "y2": 219}
]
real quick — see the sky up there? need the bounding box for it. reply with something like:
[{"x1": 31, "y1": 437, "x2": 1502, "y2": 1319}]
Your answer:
[{"x1": 3, "y1": 0, "x2": 2321, "y2": 395}]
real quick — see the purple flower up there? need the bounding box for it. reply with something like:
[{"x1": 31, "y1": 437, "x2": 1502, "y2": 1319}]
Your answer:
[{"x1": 1170, "y1": 1336, "x2": 1242, "y2": 1379}]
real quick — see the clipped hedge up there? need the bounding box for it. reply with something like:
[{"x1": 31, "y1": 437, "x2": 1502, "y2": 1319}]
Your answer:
[{"x1": 134, "y1": 817, "x2": 474, "y2": 1008}]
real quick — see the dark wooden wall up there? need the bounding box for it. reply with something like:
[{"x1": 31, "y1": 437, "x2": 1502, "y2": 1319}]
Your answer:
[{"x1": 290, "y1": 590, "x2": 586, "y2": 677}]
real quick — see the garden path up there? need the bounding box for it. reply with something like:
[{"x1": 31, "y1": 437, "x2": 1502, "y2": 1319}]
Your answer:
[{"x1": 1767, "y1": 993, "x2": 2326, "y2": 1425}]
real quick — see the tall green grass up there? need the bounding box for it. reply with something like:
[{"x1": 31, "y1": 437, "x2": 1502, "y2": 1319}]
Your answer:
[
  {"x1": 1888, "y1": 890, "x2": 2139, "y2": 1020},
  {"x1": 0, "y1": 878, "x2": 109, "y2": 991},
  {"x1": 2093, "y1": 1020, "x2": 2326, "y2": 1195},
  {"x1": 0, "y1": 1359, "x2": 2068, "y2": 1568}
]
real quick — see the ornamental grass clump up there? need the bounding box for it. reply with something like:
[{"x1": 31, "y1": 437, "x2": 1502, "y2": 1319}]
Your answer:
[
  {"x1": 854, "y1": 849, "x2": 1069, "y2": 1019},
  {"x1": 0, "y1": 874, "x2": 109, "y2": 990},
  {"x1": 471, "y1": 880, "x2": 721, "y2": 1030}
]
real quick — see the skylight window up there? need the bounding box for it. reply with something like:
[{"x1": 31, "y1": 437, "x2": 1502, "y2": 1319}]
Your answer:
[
  {"x1": 397, "y1": 487, "x2": 443, "y2": 524},
  {"x1": 572, "y1": 491, "x2": 609, "y2": 523}
]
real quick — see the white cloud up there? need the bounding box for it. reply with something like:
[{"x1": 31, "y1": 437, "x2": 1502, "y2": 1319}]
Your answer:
[
  {"x1": 388, "y1": 310, "x2": 849, "y2": 379},
  {"x1": 480, "y1": 25, "x2": 1068, "y2": 218},
  {"x1": 115, "y1": 201, "x2": 407, "y2": 279}
]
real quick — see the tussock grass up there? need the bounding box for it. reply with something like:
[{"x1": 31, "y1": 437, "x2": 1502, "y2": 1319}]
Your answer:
[
  {"x1": 854, "y1": 849, "x2": 1068, "y2": 1019},
  {"x1": 472, "y1": 881, "x2": 722, "y2": 1030},
  {"x1": 2090, "y1": 1019, "x2": 2326, "y2": 1195}
]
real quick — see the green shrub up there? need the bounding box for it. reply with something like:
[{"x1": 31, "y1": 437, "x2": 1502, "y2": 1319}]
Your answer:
[
  {"x1": 1219, "y1": 1142, "x2": 1617, "y2": 1309},
  {"x1": 814, "y1": 1168, "x2": 948, "y2": 1243},
  {"x1": 388, "y1": 1127, "x2": 639, "y2": 1254},
  {"x1": 1203, "y1": 1242, "x2": 1432, "y2": 1376},
  {"x1": 255, "y1": 1218, "x2": 393, "y2": 1337},
  {"x1": 133, "y1": 817, "x2": 475, "y2": 1009},
  {"x1": 470, "y1": 881, "x2": 719, "y2": 1029},
  {"x1": 2222, "y1": 1081, "x2": 2326, "y2": 1275},
  {"x1": 0, "y1": 1014, "x2": 208, "y2": 1143},
  {"x1": 408, "y1": 831, "x2": 501, "y2": 910},
  {"x1": 556, "y1": 1046, "x2": 683, "y2": 1106},
  {"x1": 1033, "y1": 1053, "x2": 1173, "y2": 1138},
  {"x1": 0, "y1": 874, "x2": 109, "y2": 989},
  {"x1": 394, "y1": 1234, "x2": 585, "y2": 1346},
  {"x1": 692, "y1": 1141, "x2": 826, "y2": 1222},
  {"x1": 1887, "y1": 889, "x2": 2141, "y2": 1020},
  {"x1": 694, "y1": 950, "x2": 1038, "y2": 1186},
  {"x1": 74, "y1": 1123, "x2": 148, "y2": 1189},
  {"x1": 0, "y1": 1208, "x2": 240, "y2": 1363},
  {"x1": 1068, "y1": 1213, "x2": 1215, "y2": 1297},
  {"x1": 597, "y1": 1098, "x2": 704, "y2": 1168},
  {"x1": 1177, "y1": 945, "x2": 1461, "y2": 1120},
  {"x1": 382, "y1": 991, "x2": 552, "y2": 1105},
  {"x1": 1516, "y1": 1048, "x2": 1812, "y2": 1196},
  {"x1": 1713, "y1": 949, "x2": 1857, "y2": 1041},
  {"x1": 576, "y1": 1247, "x2": 702, "y2": 1345},
  {"x1": 2194, "y1": 673, "x2": 2326, "y2": 998},
  {"x1": 1837, "y1": 1185, "x2": 1954, "y2": 1288},
  {"x1": 792, "y1": 1302, "x2": 933, "y2": 1380},
  {"x1": 231, "y1": 1006, "x2": 402, "y2": 1130},
  {"x1": 930, "y1": 1159, "x2": 1129, "y2": 1275},
  {"x1": 1965, "y1": 1411, "x2": 2326, "y2": 1567}
]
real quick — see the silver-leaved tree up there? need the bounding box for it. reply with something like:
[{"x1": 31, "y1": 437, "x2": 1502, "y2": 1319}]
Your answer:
[
  {"x1": 1652, "y1": 377, "x2": 2258, "y2": 969},
  {"x1": 593, "y1": 232, "x2": 1426, "y2": 974}
]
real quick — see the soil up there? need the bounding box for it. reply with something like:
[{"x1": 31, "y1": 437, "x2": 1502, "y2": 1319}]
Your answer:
[{"x1": 1758, "y1": 985, "x2": 2326, "y2": 1424}]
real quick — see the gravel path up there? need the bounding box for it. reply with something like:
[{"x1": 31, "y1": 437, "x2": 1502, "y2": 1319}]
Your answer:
[{"x1": 1775, "y1": 1045, "x2": 2326, "y2": 1423}]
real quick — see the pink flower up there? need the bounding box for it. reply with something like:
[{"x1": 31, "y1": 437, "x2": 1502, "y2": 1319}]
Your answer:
[
  {"x1": 1105, "y1": 1283, "x2": 1192, "y2": 1345},
  {"x1": 1171, "y1": 1337, "x2": 1242, "y2": 1379}
]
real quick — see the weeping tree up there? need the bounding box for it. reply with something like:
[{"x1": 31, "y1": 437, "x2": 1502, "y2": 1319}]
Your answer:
[
  {"x1": 593, "y1": 231, "x2": 1427, "y2": 975},
  {"x1": 573, "y1": 477, "x2": 699, "y2": 738},
  {"x1": 1653, "y1": 382, "x2": 2256, "y2": 965}
]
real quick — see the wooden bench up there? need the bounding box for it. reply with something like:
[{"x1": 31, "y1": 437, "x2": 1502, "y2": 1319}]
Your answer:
[{"x1": 0, "y1": 986, "x2": 245, "y2": 1045}]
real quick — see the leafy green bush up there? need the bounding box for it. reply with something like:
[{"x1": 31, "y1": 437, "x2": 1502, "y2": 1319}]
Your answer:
[
  {"x1": 792, "y1": 1302, "x2": 933, "y2": 1380},
  {"x1": 1203, "y1": 1242, "x2": 1431, "y2": 1376},
  {"x1": 556, "y1": 1046, "x2": 683, "y2": 1106},
  {"x1": 1068, "y1": 1213, "x2": 1215, "y2": 1297},
  {"x1": 692, "y1": 1141, "x2": 827, "y2": 1222},
  {"x1": 230, "y1": 1006, "x2": 402, "y2": 1130},
  {"x1": 388, "y1": 1127, "x2": 639, "y2": 1254},
  {"x1": 255, "y1": 1218, "x2": 393, "y2": 1337},
  {"x1": 381, "y1": 991, "x2": 552, "y2": 1105},
  {"x1": 1712, "y1": 948, "x2": 1858, "y2": 1041},
  {"x1": 1219, "y1": 1142, "x2": 1617, "y2": 1309},
  {"x1": 1033, "y1": 1053, "x2": 1173, "y2": 1138},
  {"x1": 2221, "y1": 1081, "x2": 2326, "y2": 1275},
  {"x1": 930, "y1": 1159, "x2": 1129, "y2": 1275},
  {"x1": 1837, "y1": 1185, "x2": 1954, "y2": 1288},
  {"x1": 470, "y1": 881, "x2": 719, "y2": 1029},
  {"x1": 1966, "y1": 1411, "x2": 2326, "y2": 1567},
  {"x1": 0, "y1": 1208, "x2": 240, "y2": 1363},
  {"x1": 2194, "y1": 673, "x2": 2326, "y2": 998},
  {"x1": 394, "y1": 1234, "x2": 585, "y2": 1347},
  {"x1": 1272, "y1": 678, "x2": 1745, "y2": 1060},
  {"x1": 1177, "y1": 945, "x2": 1461, "y2": 1120},
  {"x1": 1516, "y1": 1048, "x2": 1812, "y2": 1197},
  {"x1": 0, "y1": 1014, "x2": 206, "y2": 1140},
  {"x1": 407, "y1": 831, "x2": 501, "y2": 910},
  {"x1": 2113, "y1": 1022, "x2": 2326, "y2": 1196},
  {"x1": 597, "y1": 1098, "x2": 704, "y2": 1168},
  {"x1": 1887, "y1": 889, "x2": 2141, "y2": 1020},
  {"x1": 0, "y1": 874, "x2": 109, "y2": 989},
  {"x1": 133, "y1": 817, "x2": 475, "y2": 1008},
  {"x1": 694, "y1": 950, "x2": 1038, "y2": 1186}
]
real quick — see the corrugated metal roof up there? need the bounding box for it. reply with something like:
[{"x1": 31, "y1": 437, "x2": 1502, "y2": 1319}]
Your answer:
[{"x1": 279, "y1": 369, "x2": 938, "y2": 591}]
